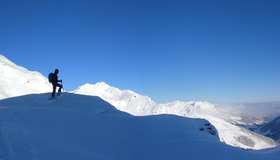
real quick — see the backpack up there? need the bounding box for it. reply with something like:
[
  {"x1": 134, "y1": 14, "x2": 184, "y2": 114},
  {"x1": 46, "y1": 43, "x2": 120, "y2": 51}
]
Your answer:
[{"x1": 48, "y1": 73, "x2": 54, "y2": 83}]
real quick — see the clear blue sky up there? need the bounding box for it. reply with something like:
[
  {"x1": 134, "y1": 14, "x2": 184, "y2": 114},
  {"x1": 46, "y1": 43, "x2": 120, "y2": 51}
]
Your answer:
[{"x1": 1, "y1": 0, "x2": 280, "y2": 103}]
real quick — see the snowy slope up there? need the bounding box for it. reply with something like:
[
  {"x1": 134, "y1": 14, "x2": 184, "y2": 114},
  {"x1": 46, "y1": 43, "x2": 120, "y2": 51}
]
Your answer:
[
  {"x1": 0, "y1": 93, "x2": 280, "y2": 160},
  {"x1": 258, "y1": 116, "x2": 280, "y2": 143},
  {"x1": 74, "y1": 82, "x2": 277, "y2": 150},
  {"x1": 155, "y1": 101, "x2": 276, "y2": 150},
  {"x1": 0, "y1": 55, "x2": 51, "y2": 99}
]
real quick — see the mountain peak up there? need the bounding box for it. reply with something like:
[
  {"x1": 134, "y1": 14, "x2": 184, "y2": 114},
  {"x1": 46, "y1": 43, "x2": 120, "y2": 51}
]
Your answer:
[
  {"x1": 74, "y1": 82, "x2": 157, "y2": 116},
  {"x1": 94, "y1": 81, "x2": 113, "y2": 89},
  {"x1": 0, "y1": 54, "x2": 51, "y2": 99},
  {"x1": 78, "y1": 82, "x2": 114, "y2": 90}
]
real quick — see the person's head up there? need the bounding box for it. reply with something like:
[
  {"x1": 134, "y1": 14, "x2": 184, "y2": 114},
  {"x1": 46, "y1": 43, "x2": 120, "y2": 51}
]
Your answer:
[{"x1": 54, "y1": 69, "x2": 59, "y2": 74}]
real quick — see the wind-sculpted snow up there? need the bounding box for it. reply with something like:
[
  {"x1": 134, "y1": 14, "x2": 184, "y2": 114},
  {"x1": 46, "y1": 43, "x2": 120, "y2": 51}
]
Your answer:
[{"x1": 74, "y1": 82, "x2": 277, "y2": 150}]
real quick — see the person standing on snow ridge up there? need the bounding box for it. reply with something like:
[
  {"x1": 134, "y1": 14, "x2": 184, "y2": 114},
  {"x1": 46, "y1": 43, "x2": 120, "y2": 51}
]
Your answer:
[{"x1": 50, "y1": 69, "x2": 63, "y2": 97}]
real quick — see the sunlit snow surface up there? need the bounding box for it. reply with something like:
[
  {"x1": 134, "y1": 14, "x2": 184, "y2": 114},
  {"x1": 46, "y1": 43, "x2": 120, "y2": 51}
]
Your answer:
[
  {"x1": 0, "y1": 93, "x2": 280, "y2": 160},
  {"x1": 74, "y1": 82, "x2": 277, "y2": 150}
]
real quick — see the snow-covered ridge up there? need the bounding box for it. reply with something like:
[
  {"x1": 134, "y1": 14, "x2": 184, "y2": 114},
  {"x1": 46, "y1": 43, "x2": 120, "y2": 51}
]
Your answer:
[
  {"x1": 0, "y1": 54, "x2": 51, "y2": 99},
  {"x1": 74, "y1": 82, "x2": 157, "y2": 115},
  {"x1": 74, "y1": 82, "x2": 277, "y2": 150}
]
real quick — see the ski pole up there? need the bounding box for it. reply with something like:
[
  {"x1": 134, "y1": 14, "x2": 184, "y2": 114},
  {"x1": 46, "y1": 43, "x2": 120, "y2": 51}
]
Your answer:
[{"x1": 61, "y1": 80, "x2": 64, "y2": 92}]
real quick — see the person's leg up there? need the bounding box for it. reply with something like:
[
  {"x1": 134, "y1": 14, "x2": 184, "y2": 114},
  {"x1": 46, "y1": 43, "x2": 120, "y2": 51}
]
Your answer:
[
  {"x1": 57, "y1": 84, "x2": 63, "y2": 95},
  {"x1": 52, "y1": 83, "x2": 56, "y2": 97}
]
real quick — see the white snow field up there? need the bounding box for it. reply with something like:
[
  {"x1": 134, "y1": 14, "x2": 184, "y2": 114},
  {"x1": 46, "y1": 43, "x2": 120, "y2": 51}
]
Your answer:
[
  {"x1": 0, "y1": 54, "x2": 280, "y2": 159},
  {"x1": 0, "y1": 93, "x2": 280, "y2": 160}
]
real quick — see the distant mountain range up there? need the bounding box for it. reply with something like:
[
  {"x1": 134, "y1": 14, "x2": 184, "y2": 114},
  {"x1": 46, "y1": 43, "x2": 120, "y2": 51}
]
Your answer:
[{"x1": 74, "y1": 82, "x2": 276, "y2": 150}]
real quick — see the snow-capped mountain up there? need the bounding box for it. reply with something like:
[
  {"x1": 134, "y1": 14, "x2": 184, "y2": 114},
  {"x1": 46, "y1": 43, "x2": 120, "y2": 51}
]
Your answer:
[
  {"x1": 258, "y1": 116, "x2": 280, "y2": 143},
  {"x1": 0, "y1": 55, "x2": 51, "y2": 99},
  {"x1": 74, "y1": 82, "x2": 157, "y2": 115},
  {"x1": 74, "y1": 82, "x2": 277, "y2": 150}
]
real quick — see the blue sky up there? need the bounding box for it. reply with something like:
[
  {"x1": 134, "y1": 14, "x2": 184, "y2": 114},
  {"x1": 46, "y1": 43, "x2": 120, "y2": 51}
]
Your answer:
[{"x1": 1, "y1": 0, "x2": 280, "y2": 103}]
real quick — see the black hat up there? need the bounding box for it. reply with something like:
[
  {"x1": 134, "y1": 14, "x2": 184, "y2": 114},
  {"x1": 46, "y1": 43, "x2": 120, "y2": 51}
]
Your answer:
[{"x1": 54, "y1": 69, "x2": 59, "y2": 74}]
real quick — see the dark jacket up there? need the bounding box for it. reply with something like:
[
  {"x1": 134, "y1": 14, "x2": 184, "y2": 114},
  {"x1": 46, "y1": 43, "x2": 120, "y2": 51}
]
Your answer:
[{"x1": 52, "y1": 73, "x2": 59, "y2": 85}]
